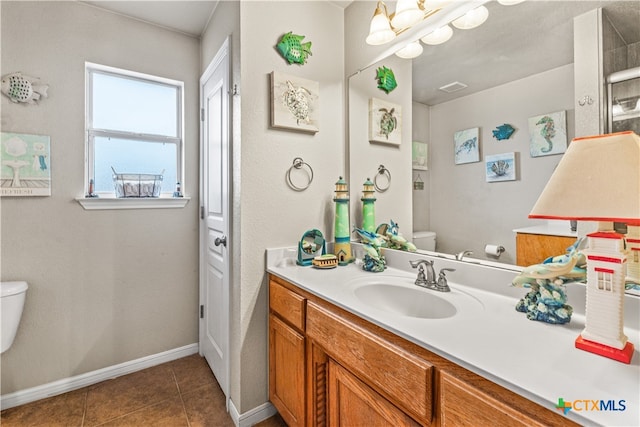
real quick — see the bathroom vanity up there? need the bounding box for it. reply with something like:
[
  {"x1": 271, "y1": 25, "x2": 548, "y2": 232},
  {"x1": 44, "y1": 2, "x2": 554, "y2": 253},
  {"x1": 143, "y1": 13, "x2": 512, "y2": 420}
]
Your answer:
[
  {"x1": 267, "y1": 246, "x2": 640, "y2": 427},
  {"x1": 513, "y1": 224, "x2": 578, "y2": 267}
]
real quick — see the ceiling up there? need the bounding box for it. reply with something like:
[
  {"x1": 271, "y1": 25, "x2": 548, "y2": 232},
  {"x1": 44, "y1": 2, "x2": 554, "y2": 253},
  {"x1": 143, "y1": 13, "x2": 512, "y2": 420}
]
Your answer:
[
  {"x1": 81, "y1": 1, "x2": 639, "y2": 105},
  {"x1": 411, "y1": 0, "x2": 640, "y2": 105}
]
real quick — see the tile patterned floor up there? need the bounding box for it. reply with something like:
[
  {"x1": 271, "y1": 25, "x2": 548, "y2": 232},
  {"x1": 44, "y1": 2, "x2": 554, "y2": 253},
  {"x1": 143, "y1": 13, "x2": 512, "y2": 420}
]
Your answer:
[{"x1": 1, "y1": 354, "x2": 287, "y2": 427}]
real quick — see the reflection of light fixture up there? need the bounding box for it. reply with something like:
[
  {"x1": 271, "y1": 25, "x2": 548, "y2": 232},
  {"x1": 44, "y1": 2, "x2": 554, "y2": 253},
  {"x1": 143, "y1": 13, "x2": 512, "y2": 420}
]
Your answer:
[
  {"x1": 395, "y1": 41, "x2": 423, "y2": 59},
  {"x1": 529, "y1": 131, "x2": 640, "y2": 364},
  {"x1": 452, "y1": 5, "x2": 489, "y2": 29},
  {"x1": 497, "y1": 0, "x2": 525, "y2": 5},
  {"x1": 421, "y1": 24, "x2": 453, "y2": 45}
]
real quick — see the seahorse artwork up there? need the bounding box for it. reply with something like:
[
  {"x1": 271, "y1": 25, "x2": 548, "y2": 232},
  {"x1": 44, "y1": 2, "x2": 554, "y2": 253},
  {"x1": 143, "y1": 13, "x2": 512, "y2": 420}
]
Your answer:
[{"x1": 536, "y1": 115, "x2": 556, "y2": 153}]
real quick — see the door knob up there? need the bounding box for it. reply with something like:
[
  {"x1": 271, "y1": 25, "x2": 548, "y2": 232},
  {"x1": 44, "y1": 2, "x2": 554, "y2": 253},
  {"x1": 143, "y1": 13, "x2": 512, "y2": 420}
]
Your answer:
[{"x1": 215, "y1": 236, "x2": 227, "y2": 247}]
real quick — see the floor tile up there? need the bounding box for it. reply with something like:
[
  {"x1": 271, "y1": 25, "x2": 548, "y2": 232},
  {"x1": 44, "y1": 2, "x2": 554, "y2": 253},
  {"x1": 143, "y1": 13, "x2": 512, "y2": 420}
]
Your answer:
[
  {"x1": 181, "y1": 382, "x2": 234, "y2": 427},
  {"x1": 253, "y1": 413, "x2": 288, "y2": 427},
  {"x1": 96, "y1": 395, "x2": 188, "y2": 427},
  {"x1": 84, "y1": 363, "x2": 179, "y2": 426},
  {"x1": 170, "y1": 354, "x2": 215, "y2": 394},
  {"x1": 0, "y1": 389, "x2": 87, "y2": 427}
]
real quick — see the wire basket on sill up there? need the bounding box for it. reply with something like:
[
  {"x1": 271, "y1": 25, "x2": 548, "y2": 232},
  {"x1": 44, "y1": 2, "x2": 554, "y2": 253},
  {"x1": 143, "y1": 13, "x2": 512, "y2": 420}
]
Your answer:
[{"x1": 112, "y1": 167, "x2": 164, "y2": 198}]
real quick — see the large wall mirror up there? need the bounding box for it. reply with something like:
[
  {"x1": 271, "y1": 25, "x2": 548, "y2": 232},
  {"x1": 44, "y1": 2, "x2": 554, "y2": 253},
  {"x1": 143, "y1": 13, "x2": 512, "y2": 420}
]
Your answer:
[{"x1": 348, "y1": 0, "x2": 640, "y2": 268}]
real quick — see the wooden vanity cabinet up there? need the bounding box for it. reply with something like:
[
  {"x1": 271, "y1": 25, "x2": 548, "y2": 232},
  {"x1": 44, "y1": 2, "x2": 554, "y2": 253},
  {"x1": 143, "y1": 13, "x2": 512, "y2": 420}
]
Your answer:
[
  {"x1": 268, "y1": 274, "x2": 578, "y2": 427},
  {"x1": 516, "y1": 233, "x2": 576, "y2": 267},
  {"x1": 269, "y1": 277, "x2": 306, "y2": 427}
]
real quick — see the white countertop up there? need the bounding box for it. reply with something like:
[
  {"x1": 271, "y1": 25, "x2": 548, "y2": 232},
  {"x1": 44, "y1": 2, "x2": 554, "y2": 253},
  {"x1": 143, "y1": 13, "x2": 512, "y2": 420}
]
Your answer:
[{"x1": 267, "y1": 246, "x2": 640, "y2": 427}]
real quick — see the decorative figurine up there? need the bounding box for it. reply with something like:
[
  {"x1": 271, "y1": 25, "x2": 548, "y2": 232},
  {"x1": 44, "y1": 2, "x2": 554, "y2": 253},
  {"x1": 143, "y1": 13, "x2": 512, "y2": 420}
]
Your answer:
[
  {"x1": 492, "y1": 124, "x2": 515, "y2": 140},
  {"x1": 312, "y1": 254, "x2": 338, "y2": 269},
  {"x1": 353, "y1": 227, "x2": 386, "y2": 272},
  {"x1": 333, "y1": 177, "x2": 353, "y2": 265},
  {"x1": 375, "y1": 220, "x2": 417, "y2": 252},
  {"x1": 375, "y1": 66, "x2": 397, "y2": 94},
  {"x1": 276, "y1": 32, "x2": 312, "y2": 65},
  {"x1": 86, "y1": 178, "x2": 99, "y2": 198},
  {"x1": 361, "y1": 178, "x2": 376, "y2": 233},
  {"x1": 297, "y1": 229, "x2": 326, "y2": 266},
  {"x1": 173, "y1": 182, "x2": 183, "y2": 198},
  {"x1": 512, "y1": 239, "x2": 586, "y2": 324},
  {"x1": 1, "y1": 72, "x2": 49, "y2": 104}
]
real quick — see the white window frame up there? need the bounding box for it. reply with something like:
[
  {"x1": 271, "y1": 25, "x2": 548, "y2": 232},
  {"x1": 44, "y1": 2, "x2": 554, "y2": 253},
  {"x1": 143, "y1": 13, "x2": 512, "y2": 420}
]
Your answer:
[{"x1": 79, "y1": 62, "x2": 188, "y2": 209}]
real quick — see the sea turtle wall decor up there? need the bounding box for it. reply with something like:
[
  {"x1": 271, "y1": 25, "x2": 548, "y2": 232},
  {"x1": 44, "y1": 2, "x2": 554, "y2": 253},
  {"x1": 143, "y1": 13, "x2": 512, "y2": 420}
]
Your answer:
[{"x1": 276, "y1": 32, "x2": 312, "y2": 65}]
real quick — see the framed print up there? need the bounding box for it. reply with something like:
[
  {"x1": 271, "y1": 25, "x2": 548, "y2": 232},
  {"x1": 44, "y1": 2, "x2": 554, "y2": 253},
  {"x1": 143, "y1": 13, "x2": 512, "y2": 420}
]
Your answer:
[
  {"x1": 528, "y1": 110, "x2": 567, "y2": 157},
  {"x1": 454, "y1": 127, "x2": 480, "y2": 164},
  {"x1": 270, "y1": 71, "x2": 319, "y2": 134},
  {"x1": 369, "y1": 97, "x2": 402, "y2": 145},
  {"x1": 412, "y1": 141, "x2": 428, "y2": 170},
  {"x1": 486, "y1": 152, "x2": 516, "y2": 182},
  {"x1": 1, "y1": 132, "x2": 51, "y2": 196}
]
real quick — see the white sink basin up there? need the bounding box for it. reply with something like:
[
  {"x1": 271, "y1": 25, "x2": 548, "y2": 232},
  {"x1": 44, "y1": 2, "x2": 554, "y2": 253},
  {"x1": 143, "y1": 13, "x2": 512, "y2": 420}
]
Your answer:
[
  {"x1": 347, "y1": 275, "x2": 483, "y2": 320},
  {"x1": 354, "y1": 284, "x2": 457, "y2": 319}
]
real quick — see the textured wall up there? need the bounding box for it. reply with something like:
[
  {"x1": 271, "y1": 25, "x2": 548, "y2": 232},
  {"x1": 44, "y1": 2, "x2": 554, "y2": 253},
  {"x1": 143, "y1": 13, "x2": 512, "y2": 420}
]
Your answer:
[{"x1": 0, "y1": 1, "x2": 200, "y2": 394}]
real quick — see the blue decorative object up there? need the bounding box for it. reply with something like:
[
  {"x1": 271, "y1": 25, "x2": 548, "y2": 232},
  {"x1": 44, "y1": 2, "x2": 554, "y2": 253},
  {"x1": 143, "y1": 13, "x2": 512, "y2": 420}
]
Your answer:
[
  {"x1": 375, "y1": 220, "x2": 417, "y2": 252},
  {"x1": 512, "y1": 239, "x2": 586, "y2": 324},
  {"x1": 297, "y1": 229, "x2": 326, "y2": 266},
  {"x1": 492, "y1": 124, "x2": 515, "y2": 140},
  {"x1": 353, "y1": 227, "x2": 386, "y2": 272}
]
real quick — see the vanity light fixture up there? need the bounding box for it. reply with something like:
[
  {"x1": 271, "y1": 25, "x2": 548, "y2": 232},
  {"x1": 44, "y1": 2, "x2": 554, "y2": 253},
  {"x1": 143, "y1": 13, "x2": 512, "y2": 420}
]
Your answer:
[
  {"x1": 497, "y1": 0, "x2": 525, "y2": 5},
  {"x1": 451, "y1": 5, "x2": 489, "y2": 30},
  {"x1": 421, "y1": 24, "x2": 453, "y2": 45},
  {"x1": 395, "y1": 41, "x2": 424, "y2": 59},
  {"x1": 529, "y1": 131, "x2": 640, "y2": 364}
]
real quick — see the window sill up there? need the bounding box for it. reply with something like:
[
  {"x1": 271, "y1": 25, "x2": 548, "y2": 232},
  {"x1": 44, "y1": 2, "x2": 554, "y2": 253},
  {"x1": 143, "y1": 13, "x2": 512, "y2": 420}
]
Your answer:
[{"x1": 76, "y1": 197, "x2": 191, "y2": 210}]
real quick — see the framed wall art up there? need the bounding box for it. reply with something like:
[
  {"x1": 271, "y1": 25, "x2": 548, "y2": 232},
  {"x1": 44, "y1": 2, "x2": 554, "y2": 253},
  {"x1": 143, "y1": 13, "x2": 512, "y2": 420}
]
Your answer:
[
  {"x1": 412, "y1": 141, "x2": 428, "y2": 170},
  {"x1": 454, "y1": 127, "x2": 480, "y2": 164},
  {"x1": 270, "y1": 71, "x2": 319, "y2": 134},
  {"x1": 1, "y1": 132, "x2": 51, "y2": 196},
  {"x1": 528, "y1": 110, "x2": 567, "y2": 157},
  {"x1": 485, "y1": 152, "x2": 516, "y2": 182},
  {"x1": 369, "y1": 97, "x2": 402, "y2": 145}
]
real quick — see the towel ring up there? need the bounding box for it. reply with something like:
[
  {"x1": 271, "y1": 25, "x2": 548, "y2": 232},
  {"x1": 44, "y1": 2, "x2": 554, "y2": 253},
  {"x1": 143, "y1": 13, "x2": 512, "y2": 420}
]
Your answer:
[
  {"x1": 286, "y1": 157, "x2": 314, "y2": 191},
  {"x1": 374, "y1": 164, "x2": 391, "y2": 192}
]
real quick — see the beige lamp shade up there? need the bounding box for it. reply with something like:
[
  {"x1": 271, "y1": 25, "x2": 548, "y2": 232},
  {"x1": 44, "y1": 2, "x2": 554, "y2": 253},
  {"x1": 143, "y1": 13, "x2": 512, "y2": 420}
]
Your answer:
[{"x1": 529, "y1": 131, "x2": 640, "y2": 225}]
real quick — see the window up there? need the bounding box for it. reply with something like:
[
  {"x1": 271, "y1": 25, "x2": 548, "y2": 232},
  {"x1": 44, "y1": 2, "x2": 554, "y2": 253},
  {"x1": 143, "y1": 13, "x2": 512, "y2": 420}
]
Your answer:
[
  {"x1": 85, "y1": 63, "x2": 183, "y2": 198},
  {"x1": 596, "y1": 270, "x2": 613, "y2": 292}
]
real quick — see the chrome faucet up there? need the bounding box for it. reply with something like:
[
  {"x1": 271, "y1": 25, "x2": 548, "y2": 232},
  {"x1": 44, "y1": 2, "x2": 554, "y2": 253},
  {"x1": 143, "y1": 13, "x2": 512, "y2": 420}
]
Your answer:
[
  {"x1": 455, "y1": 250, "x2": 473, "y2": 261},
  {"x1": 409, "y1": 260, "x2": 455, "y2": 292},
  {"x1": 409, "y1": 259, "x2": 436, "y2": 287}
]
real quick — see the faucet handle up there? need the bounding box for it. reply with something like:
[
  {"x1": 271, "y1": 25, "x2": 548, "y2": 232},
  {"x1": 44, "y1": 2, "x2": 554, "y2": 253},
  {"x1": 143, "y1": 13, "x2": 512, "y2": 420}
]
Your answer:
[{"x1": 437, "y1": 268, "x2": 455, "y2": 292}]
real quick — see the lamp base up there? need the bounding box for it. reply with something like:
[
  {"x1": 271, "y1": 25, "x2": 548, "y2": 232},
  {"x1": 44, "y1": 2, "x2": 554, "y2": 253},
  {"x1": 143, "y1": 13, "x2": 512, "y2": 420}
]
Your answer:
[{"x1": 575, "y1": 336, "x2": 634, "y2": 364}]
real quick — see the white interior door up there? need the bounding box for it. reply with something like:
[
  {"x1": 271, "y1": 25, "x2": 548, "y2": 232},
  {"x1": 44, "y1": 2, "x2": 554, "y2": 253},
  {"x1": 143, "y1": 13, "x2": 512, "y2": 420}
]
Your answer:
[{"x1": 200, "y1": 38, "x2": 230, "y2": 400}]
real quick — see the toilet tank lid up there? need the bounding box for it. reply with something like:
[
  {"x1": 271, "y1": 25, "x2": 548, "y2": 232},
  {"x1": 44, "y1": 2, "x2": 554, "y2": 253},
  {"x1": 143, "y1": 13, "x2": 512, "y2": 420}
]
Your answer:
[
  {"x1": 413, "y1": 231, "x2": 436, "y2": 239},
  {"x1": 1, "y1": 281, "x2": 28, "y2": 297}
]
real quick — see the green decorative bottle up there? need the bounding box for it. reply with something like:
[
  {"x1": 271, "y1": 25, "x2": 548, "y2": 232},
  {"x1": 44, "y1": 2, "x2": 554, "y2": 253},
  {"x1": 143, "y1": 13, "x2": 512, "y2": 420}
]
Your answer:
[
  {"x1": 361, "y1": 178, "x2": 376, "y2": 233},
  {"x1": 333, "y1": 177, "x2": 353, "y2": 265}
]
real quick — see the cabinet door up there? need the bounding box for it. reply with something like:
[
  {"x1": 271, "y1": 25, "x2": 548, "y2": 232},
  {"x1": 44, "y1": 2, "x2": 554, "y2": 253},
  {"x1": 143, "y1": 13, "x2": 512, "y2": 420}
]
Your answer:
[
  {"x1": 516, "y1": 233, "x2": 576, "y2": 267},
  {"x1": 269, "y1": 314, "x2": 305, "y2": 427},
  {"x1": 328, "y1": 360, "x2": 420, "y2": 427}
]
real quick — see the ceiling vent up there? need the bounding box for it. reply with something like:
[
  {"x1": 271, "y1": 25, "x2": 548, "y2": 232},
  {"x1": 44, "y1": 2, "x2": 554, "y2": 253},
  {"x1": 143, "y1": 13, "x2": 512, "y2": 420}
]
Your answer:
[{"x1": 439, "y1": 81, "x2": 468, "y2": 93}]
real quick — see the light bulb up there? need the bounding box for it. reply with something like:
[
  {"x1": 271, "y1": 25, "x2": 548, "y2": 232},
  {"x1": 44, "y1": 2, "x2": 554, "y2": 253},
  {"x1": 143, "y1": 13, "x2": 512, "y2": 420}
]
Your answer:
[
  {"x1": 391, "y1": 0, "x2": 424, "y2": 29},
  {"x1": 366, "y1": 2, "x2": 396, "y2": 45},
  {"x1": 395, "y1": 41, "x2": 423, "y2": 59},
  {"x1": 452, "y1": 5, "x2": 489, "y2": 30},
  {"x1": 421, "y1": 24, "x2": 453, "y2": 45}
]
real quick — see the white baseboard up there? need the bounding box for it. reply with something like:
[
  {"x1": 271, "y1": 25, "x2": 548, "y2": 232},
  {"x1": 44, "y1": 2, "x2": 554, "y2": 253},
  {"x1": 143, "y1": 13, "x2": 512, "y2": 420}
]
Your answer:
[
  {"x1": 0, "y1": 343, "x2": 199, "y2": 410},
  {"x1": 229, "y1": 398, "x2": 277, "y2": 427}
]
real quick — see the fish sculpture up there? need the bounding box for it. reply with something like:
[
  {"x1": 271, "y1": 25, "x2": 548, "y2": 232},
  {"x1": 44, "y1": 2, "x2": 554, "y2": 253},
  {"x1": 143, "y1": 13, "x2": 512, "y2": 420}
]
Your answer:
[
  {"x1": 1, "y1": 72, "x2": 49, "y2": 104},
  {"x1": 276, "y1": 32, "x2": 312, "y2": 65},
  {"x1": 492, "y1": 124, "x2": 515, "y2": 140},
  {"x1": 375, "y1": 66, "x2": 397, "y2": 94}
]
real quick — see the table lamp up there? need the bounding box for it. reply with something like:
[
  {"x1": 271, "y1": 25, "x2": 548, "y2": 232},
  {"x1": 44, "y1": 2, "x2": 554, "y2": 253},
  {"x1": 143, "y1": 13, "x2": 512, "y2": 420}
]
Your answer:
[{"x1": 529, "y1": 131, "x2": 640, "y2": 364}]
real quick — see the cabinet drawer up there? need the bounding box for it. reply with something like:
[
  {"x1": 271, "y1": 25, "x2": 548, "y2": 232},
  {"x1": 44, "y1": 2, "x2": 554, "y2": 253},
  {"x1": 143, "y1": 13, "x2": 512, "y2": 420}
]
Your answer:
[
  {"x1": 307, "y1": 301, "x2": 432, "y2": 423},
  {"x1": 269, "y1": 278, "x2": 306, "y2": 331},
  {"x1": 440, "y1": 371, "x2": 575, "y2": 427}
]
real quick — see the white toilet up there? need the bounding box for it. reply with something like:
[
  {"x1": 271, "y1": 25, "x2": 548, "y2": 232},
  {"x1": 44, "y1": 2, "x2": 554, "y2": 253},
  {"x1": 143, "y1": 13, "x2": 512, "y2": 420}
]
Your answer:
[
  {"x1": 1, "y1": 281, "x2": 28, "y2": 353},
  {"x1": 413, "y1": 231, "x2": 437, "y2": 251}
]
